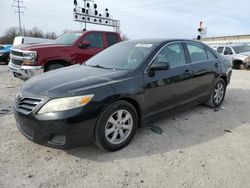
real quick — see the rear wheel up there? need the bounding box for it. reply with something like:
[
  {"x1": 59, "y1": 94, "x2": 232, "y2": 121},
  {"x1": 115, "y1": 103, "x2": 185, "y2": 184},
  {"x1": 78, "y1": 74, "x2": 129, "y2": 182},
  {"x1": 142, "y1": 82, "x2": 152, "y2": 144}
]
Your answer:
[
  {"x1": 206, "y1": 78, "x2": 226, "y2": 108},
  {"x1": 94, "y1": 101, "x2": 138, "y2": 151},
  {"x1": 45, "y1": 63, "x2": 64, "y2": 72}
]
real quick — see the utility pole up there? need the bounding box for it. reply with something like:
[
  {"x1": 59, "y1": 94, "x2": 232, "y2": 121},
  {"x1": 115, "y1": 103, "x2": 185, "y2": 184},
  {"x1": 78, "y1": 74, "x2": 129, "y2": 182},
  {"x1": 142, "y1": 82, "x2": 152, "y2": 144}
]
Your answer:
[{"x1": 12, "y1": 0, "x2": 25, "y2": 36}]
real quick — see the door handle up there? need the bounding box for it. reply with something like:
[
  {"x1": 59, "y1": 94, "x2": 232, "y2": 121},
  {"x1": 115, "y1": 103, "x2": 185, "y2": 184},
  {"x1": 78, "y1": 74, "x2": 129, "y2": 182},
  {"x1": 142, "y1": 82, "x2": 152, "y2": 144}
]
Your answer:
[{"x1": 214, "y1": 63, "x2": 219, "y2": 68}]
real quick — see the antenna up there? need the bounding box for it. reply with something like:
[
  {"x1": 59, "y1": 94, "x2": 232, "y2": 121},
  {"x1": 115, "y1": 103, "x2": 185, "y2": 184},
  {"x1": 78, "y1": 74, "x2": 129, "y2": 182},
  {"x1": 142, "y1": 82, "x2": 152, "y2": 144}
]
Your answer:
[{"x1": 12, "y1": 0, "x2": 25, "y2": 36}]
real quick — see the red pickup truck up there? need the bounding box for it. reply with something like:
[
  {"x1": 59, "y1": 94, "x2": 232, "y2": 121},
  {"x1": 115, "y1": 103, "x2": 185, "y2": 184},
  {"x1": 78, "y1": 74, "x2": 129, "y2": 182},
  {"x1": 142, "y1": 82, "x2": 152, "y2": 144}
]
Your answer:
[{"x1": 8, "y1": 30, "x2": 121, "y2": 80}]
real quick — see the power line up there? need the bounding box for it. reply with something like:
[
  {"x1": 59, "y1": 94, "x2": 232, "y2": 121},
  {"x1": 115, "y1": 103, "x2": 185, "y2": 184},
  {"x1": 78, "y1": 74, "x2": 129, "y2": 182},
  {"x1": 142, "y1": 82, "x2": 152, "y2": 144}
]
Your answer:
[{"x1": 12, "y1": 0, "x2": 25, "y2": 35}]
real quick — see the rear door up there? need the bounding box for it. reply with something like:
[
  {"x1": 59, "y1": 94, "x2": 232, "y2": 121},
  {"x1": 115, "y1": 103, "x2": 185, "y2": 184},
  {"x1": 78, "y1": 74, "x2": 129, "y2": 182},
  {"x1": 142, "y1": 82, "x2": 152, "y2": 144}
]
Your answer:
[
  {"x1": 184, "y1": 42, "x2": 219, "y2": 99},
  {"x1": 143, "y1": 42, "x2": 193, "y2": 116},
  {"x1": 76, "y1": 32, "x2": 105, "y2": 63}
]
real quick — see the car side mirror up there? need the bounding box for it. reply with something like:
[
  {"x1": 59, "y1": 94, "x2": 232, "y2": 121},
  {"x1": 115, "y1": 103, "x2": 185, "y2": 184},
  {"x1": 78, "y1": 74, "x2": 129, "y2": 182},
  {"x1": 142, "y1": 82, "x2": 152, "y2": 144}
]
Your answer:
[
  {"x1": 79, "y1": 41, "x2": 91, "y2": 49},
  {"x1": 223, "y1": 51, "x2": 228, "y2": 55},
  {"x1": 150, "y1": 61, "x2": 170, "y2": 71}
]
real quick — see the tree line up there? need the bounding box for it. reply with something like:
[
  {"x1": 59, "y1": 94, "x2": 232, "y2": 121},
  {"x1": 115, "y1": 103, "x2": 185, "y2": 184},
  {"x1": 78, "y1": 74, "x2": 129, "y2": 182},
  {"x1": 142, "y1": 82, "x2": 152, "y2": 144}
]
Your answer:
[
  {"x1": 0, "y1": 26, "x2": 128, "y2": 44},
  {"x1": 0, "y1": 27, "x2": 58, "y2": 44}
]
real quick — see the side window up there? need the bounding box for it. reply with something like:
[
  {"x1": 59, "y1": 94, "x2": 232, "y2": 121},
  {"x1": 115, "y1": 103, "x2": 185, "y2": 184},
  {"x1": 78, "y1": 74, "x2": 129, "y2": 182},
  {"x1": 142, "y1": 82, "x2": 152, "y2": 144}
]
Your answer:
[
  {"x1": 107, "y1": 34, "x2": 118, "y2": 46},
  {"x1": 84, "y1": 33, "x2": 103, "y2": 48},
  {"x1": 154, "y1": 42, "x2": 186, "y2": 67},
  {"x1": 207, "y1": 49, "x2": 218, "y2": 60},
  {"x1": 217, "y1": 47, "x2": 224, "y2": 54},
  {"x1": 186, "y1": 43, "x2": 208, "y2": 63},
  {"x1": 224, "y1": 47, "x2": 233, "y2": 55}
]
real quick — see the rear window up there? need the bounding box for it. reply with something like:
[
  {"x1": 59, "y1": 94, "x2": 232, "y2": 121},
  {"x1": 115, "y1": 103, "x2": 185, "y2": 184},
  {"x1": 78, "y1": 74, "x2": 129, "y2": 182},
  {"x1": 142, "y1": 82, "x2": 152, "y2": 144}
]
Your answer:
[
  {"x1": 186, "y1": 42, "x2": 208, "y2": 63},
  {"x1": 217, "y1": 47, "x2": 224, "y2": 54},
  {"x1": 107, "y1": 34, "x2": 119, "y2": 46}
]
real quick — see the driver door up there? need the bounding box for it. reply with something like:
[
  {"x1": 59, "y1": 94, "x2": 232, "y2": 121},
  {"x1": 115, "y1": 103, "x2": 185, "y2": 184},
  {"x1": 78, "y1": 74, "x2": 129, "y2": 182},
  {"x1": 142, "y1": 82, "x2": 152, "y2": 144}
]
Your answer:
[{"x1": 143, "y1": 42, "x2": 193, "y2": 117}]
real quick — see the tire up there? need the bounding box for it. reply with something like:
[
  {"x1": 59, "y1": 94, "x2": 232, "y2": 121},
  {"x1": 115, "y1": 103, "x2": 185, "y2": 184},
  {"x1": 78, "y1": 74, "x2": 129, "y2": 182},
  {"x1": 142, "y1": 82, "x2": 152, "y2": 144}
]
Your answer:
[
  {"x1": 206, "y1": 78, "x2": 226, "y2": 108},
  {"x1": 45, "y1": 63, "x2": 64, "y2": 72},
  {"x1": 239, "y1": 63, "x2": 245, "y2": 70},
  {"x1": 94, "y1": 100, "x2": 138, "y2": 151}
]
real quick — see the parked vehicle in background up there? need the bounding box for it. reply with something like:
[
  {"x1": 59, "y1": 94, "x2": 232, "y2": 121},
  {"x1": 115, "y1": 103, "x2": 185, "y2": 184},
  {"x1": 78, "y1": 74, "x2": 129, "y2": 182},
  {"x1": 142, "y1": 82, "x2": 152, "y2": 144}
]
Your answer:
[
  {"x1": 8, "y1": 30, "x2": 121, "y2": 80},
  {"x1": 0, "y1": 44, "x2": 12, "y2": 64},
  {"x1": 14, "y1": 39, "x2": 232, "y2": 151},
  {"x1": 216, "y1": 44, "x2": 250, "y2": 69},
  {"x1": 209, "y1": 45, "x2": 218, "y2": 50},
  {"x1": 13, "y1": 36, "x2": 54, "y2": 46}
]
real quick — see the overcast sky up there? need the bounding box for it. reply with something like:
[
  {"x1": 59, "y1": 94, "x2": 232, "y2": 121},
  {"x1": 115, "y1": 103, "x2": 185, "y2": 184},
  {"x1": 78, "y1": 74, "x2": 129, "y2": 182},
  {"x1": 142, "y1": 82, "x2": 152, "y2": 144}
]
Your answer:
[{"x1": 0, "y1": 0, "x2": 250, "y2": 39}]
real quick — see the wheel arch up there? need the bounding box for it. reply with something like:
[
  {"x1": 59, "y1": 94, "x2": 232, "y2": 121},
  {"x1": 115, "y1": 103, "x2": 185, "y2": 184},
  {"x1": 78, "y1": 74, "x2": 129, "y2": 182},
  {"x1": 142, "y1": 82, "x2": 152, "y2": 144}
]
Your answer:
[
  {"x1": 117, "y1": 97, "x2": 142, "y2": 127},
  {"x1": 219, "y1": 74, "x2": 228, "y2": 86},
  {"x1": 232, "y1": 59, "x2": 244, "y2": 69},
  {"x1": 44, "y1": 60, "x2": 70, "y2": 71}
]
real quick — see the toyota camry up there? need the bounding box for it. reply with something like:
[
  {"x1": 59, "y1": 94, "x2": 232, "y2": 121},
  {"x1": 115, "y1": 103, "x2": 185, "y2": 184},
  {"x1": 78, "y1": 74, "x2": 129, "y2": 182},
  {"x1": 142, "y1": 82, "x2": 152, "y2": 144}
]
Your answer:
[{"x1": 14, "y1": 39, "x2": 232, "y2": 151}]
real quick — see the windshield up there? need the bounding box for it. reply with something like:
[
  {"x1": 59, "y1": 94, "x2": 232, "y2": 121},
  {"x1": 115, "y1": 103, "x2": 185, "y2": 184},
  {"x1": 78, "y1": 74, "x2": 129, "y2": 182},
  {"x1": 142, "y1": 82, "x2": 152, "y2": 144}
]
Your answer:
[
  {"x1": 55, "y1": 32, "x2": 82, "y2": 45},
  {"x1": 85, "y1": 41, "x2": 157, "y2": 70},
  {"x1": 232, "y1": 45, "x2": 250, "y2": 54}
]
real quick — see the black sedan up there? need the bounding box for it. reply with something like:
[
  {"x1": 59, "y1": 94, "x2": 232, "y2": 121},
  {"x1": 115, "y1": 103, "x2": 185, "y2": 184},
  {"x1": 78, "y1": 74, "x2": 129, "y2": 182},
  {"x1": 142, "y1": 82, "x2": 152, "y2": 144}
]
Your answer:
[{"x1": 14, "y1": 39, "x2": 232, "y2": 151}]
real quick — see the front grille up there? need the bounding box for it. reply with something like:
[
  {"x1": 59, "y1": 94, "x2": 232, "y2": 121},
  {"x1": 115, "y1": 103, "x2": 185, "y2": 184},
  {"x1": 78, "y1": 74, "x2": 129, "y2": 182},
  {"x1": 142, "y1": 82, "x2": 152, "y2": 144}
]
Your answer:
[
  {"x1": 12, "y1": 58, "x2": 23, "y2": 66},
  {"x1": 11, "y1": 50, "x2": 23, "y2": 57},
  {"x1": 16, "y1": 97, "x2": 43, "y2": 114}
]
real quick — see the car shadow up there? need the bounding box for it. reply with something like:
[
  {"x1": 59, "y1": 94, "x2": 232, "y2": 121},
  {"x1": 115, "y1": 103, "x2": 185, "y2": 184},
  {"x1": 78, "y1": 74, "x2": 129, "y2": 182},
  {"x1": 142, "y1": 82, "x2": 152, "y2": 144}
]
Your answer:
[{"x1": 66, "y1": 88, "x2": 249, "y2": 162}]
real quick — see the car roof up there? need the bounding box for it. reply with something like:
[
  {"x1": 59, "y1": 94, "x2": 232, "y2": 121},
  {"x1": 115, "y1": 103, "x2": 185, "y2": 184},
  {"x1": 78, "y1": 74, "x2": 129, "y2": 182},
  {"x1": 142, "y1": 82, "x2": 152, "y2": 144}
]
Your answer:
[{"x1": 123, "y1": 39, "x2": 203, "y2": 44}]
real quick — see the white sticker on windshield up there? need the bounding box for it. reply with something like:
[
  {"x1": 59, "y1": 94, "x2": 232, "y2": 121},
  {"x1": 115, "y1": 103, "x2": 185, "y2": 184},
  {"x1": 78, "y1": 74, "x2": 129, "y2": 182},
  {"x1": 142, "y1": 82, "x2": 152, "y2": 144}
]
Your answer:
[{"x1": 135, "y1": 44, "x2": 153, "y2": 48}]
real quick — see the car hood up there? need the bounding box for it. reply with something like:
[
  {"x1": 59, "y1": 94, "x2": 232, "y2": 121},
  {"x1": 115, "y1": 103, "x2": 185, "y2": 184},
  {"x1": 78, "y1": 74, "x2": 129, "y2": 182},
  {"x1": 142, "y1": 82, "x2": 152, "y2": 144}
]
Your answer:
[
  {"x1": 13, "y1": 43, "x2": 68, "y2": 51},
  {"x1": 239, "y1": 51, "x2": 250, "y2": 56},
  {"x1": 22, "y1": 64, "x2": 130, "y2": 98}
]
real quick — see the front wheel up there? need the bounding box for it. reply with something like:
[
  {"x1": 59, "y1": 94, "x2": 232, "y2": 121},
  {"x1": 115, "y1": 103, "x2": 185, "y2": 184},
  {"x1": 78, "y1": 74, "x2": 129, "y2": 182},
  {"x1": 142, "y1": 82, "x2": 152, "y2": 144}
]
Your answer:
[
  {"x1": 206, "y1": 78, "x2": 226, "y2": 108},
  {"x1": 239, "y1": 63, "x2": 245, "y2": 70},
  {"x1": 94, "y1": 101, "x2": 138, "y2": 151},
  {"x1": 45, "y1": 63, "x2": 64, "y2": 72}
]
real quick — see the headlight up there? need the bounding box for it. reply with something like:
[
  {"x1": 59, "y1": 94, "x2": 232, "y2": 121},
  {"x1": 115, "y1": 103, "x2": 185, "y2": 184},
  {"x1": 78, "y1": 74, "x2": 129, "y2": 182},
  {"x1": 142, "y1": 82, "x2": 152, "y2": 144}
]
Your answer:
[
  {"x1": 37, "y1": 94, "x2": 94, "y2": 114},
  {"x1": 23, "y1": 51, "x2": 37, "y2": 61}
]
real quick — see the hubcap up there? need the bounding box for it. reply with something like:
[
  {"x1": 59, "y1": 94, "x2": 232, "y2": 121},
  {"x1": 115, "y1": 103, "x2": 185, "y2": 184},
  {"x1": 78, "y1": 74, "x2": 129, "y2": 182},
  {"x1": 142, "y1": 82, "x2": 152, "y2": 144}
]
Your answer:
[
  {"x1": 214, "y1": 82, "x2": 224, "y2": 104},
  {"x1": 105, "y1": 110, "x2": 133, "y2": 145}
]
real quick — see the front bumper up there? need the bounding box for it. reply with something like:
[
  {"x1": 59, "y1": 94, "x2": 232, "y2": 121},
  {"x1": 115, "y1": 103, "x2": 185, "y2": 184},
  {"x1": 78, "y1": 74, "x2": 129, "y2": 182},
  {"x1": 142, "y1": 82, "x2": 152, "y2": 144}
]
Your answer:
[
  {"x1": 8, "y1": 60, "x2": 44, "y2": 80},
  {"x1": 14, "y1": 106, "x2": 97, "y2": 149},
  {"x1": 245, "y1": 61, "x2": 250, "y2": 67}
]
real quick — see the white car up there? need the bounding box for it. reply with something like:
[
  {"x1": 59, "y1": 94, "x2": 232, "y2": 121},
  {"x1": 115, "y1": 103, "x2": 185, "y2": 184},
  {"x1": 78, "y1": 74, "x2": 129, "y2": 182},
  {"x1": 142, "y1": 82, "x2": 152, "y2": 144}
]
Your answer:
[
  {"x1": 216, "y1": 44, "x2": 250, "y2": 69},
  {"x1": 13, "y1": 36, "x2": 54, "y2": 46}
]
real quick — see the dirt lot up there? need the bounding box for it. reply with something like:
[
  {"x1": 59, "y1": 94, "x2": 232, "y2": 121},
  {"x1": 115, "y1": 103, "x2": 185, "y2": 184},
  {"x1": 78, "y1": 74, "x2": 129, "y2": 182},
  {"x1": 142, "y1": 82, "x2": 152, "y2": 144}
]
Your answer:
[{"x1": 0, "y1": 65, "x2": 250, "y2": 188}]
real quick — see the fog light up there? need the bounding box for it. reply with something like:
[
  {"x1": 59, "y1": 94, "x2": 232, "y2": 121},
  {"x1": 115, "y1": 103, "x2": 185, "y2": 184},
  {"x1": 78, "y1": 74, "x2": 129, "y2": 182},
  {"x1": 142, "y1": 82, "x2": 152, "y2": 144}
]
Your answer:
[{"x1": 48, "y1": 134, "x2": 66, "y2": 145}]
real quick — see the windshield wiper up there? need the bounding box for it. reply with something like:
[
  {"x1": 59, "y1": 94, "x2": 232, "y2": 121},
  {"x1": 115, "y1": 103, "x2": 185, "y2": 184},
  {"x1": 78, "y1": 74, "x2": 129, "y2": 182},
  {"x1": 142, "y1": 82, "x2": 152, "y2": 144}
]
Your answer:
[
  {"x1": 91, "y1": 65, "x2": 105, "y2": 68},
  {"x1": 86, "y1": 64, "x2": 115, "y2": 70}
]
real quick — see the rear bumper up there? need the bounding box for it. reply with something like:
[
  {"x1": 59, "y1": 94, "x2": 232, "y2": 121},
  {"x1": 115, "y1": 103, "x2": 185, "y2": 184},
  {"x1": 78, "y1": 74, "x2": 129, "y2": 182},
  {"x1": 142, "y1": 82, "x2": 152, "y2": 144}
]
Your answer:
[
  {"x1": 8, "y1": 61, "x2": 44, "y2": 80},
  {"x1": 14, "y1": 107, "x2": 97, "y2": 149}
]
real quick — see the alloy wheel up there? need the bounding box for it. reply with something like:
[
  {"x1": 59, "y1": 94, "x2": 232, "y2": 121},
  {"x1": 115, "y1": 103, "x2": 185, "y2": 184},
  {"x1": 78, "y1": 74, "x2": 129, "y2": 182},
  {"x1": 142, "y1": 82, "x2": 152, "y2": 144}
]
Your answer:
[
  {"x1": 105, "y1": 110, "x2": 133, "y2": 145},
  {"x1": 214, "y1": 82, "x2": 225, "y2": 105}
]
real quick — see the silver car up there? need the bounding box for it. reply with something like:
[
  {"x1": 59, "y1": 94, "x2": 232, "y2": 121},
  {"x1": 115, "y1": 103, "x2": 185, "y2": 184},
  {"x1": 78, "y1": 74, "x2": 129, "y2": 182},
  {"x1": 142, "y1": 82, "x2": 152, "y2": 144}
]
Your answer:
[{"x1": 216, "y1": 44, "x2": 250, "y2": 69}]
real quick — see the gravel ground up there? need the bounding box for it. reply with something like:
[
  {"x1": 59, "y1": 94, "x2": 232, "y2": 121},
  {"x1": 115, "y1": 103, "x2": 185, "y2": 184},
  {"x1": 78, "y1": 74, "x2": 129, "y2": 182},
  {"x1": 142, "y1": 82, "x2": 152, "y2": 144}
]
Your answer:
[{"x1": 0, "y1": 65, "x2": 250, "y2": 188}]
